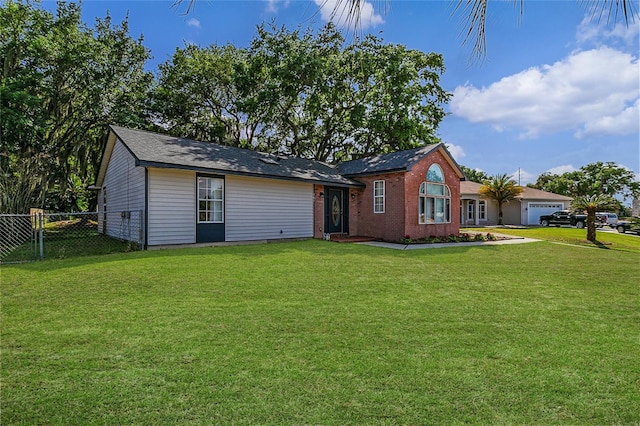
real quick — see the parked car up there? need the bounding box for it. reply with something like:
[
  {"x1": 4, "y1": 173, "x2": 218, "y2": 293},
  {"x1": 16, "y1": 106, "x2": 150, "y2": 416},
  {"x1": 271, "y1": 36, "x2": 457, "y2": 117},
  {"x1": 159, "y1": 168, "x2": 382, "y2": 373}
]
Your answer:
[
  {"x1": 596, "y1": 212, "x2": 618, "y2": 227},
  {"x1": 615, "y1": 217, "x2": 640, "y2": 235},
  {"x1": 539, "y1": 210, "x2": 587, "y2": 228}
]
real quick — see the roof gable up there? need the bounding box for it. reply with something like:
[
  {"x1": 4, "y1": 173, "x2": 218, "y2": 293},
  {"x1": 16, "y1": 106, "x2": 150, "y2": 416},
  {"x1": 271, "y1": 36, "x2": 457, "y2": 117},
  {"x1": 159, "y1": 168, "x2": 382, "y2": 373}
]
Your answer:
[{"x1": 336, "y1": 143, "x2": 465, "y2": 179}]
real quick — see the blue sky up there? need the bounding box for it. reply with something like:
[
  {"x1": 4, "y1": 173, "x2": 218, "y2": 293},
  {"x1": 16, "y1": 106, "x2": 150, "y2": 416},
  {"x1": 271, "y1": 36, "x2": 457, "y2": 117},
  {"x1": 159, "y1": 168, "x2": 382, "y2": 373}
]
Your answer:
[{"x1": 45, "y1": 0, "x2": 640, "y2": 188}]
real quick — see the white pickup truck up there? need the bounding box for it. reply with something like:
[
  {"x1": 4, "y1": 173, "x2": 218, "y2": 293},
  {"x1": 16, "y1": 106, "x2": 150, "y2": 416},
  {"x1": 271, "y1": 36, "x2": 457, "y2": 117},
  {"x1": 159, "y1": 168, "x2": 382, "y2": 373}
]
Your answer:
[{"x1": 596, "y1": 212, "x2": 618, "y2": 227}]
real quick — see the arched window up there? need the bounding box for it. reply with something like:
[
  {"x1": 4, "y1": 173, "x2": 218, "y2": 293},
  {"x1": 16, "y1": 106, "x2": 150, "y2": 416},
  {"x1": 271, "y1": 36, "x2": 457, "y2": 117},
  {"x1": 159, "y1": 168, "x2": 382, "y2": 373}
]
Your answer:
[{"x1": 419, "y1": 164, "x2": 451, "y2": 224}]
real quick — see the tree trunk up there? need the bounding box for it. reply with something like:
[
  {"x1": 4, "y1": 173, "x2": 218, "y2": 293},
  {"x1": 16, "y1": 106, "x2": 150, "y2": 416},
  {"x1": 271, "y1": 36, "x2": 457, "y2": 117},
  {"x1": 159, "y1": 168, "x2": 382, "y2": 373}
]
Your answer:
[
  {"x1": 586, "y1": 208, "x2": 597, "y2": 242},
  {"x1": 498, "y1": 203, "x2": 503, "y2": 225}
]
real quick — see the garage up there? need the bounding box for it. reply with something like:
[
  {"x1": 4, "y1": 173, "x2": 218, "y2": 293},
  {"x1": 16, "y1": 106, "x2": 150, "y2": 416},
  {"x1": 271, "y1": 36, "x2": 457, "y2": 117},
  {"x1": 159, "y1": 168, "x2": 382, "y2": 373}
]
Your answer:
[{"x1": 527, "y1": 203, "x2": 565, "y2": 225}]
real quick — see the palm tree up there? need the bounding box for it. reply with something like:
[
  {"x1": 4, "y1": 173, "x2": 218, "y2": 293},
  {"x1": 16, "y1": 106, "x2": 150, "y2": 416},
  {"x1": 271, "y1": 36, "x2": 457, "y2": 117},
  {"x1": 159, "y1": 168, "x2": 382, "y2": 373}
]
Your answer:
[
  {"x1": 173, "y1": 1, "x2": 637, "y2": 61},
  {"x1": 479, "y1": 174, "x2": 524, "y2": 225},
  {"x1": 571, "y1": 194, "x2": 618, "y2": 242},
  {"x1": 300, "y1": 0, "x2": 638, "y2": 61}
]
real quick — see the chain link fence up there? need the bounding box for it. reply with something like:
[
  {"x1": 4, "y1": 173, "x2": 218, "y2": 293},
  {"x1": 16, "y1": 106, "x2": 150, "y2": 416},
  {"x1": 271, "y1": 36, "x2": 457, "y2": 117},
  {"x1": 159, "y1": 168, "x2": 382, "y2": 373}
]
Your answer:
[{"x1": 0, "y1": 211, "x2": 144, "y2": 264}]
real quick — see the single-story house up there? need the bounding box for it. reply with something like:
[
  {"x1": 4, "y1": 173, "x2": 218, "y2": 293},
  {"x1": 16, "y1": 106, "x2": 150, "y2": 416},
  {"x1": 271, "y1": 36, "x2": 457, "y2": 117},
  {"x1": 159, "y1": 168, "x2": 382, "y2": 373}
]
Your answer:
[
  {"x1": 93, "y1": 125, "x2": 465, "y2": 247},
  {"x1": 460, "y1": 181, "x2": 573, "y2": 226}
]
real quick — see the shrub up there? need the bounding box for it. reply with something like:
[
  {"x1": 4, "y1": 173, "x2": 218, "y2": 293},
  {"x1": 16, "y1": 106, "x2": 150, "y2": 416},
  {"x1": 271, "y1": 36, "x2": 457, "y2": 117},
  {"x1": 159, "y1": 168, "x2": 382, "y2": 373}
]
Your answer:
[{"x1": 459, "y1": 233, "x2": 472, "y2": 242}]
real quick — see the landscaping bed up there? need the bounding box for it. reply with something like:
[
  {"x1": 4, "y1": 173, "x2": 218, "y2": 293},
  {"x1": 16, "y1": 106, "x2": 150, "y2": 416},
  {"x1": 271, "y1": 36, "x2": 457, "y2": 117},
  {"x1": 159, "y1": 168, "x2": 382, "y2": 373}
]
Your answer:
[{"x1": 398, "y1": 231, "x2": 508, "y2": 244}]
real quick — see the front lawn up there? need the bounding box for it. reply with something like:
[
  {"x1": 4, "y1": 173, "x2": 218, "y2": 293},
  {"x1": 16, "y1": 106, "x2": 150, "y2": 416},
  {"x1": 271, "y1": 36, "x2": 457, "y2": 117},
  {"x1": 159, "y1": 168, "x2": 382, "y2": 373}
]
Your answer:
[
  {"x1": 465, "y1": 226, "x2": 640, "y2": 253},
  {"x1": 2, "y1": 239, "x2": 638, "y2": 424}
]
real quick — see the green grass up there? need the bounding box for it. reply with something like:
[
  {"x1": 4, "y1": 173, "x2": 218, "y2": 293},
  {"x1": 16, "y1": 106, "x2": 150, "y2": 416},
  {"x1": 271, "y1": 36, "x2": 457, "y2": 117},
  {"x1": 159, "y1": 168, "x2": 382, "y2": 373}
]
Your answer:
[
  {"x1": 2, "y1": 219, "x2": 139, "y2": 263},
  {"x1": 2, "y1": 239, "x2": 639, "y2": 424},
  {"x1": 465, "y1": 226, "x2": 640, "y2": 253}
]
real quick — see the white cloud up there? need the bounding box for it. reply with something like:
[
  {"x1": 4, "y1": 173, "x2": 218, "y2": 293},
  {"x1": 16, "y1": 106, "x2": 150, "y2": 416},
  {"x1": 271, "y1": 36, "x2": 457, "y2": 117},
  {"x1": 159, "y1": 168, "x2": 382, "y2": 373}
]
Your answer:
[
  {"x1": 186, "y1": 18, "x2": 200, "y2": 28},
  {"x1": 266, "y1": 0, "x2": 289, "y2": 13},
  {"x1": 509, "y1": 169, "x2": 536, "y2": 186},
  {"x1": 577, "y1": 98, "x2": 640, "y2": 137},
  {"x1": 445, "y1": 143, "x2": 465, "y2": 160},
  {"x1": 313, "y1": 0, "x2": 384, "y2": 29},
  {"x1": 451, "y1": 47, "x2": 639, "y2": 139},
  {"x1": 577, "y1": 17, "x2": 640, "y2": 47},
  {"x1": 546, "y1": 164, "x2": 577, "y2": 175}
]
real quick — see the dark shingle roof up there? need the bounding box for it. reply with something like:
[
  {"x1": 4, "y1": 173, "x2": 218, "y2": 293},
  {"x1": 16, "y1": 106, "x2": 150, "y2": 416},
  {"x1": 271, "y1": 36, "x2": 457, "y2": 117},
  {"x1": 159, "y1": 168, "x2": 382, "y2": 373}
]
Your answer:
[
  {"x1": 109, "y1": 126, "x2": 361, "y2": 187},
  {"x1": 336, "y1": 144, "x2": 443, "y2": 176}
]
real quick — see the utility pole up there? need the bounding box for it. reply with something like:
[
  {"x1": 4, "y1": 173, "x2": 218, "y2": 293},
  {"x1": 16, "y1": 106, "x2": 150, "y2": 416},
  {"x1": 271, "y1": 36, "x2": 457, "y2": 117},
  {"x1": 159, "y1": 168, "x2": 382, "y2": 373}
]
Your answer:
[{"x1": 518, "y1": 168, "x2": 521, "y2": 186}]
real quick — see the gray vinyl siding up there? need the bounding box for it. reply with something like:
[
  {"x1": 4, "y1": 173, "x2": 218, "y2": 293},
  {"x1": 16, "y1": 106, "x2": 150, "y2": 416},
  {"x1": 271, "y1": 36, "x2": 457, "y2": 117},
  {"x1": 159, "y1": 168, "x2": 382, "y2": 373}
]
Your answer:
[
  {"x1": 226, "y1": 175, "x2": 313, "y2": 241},
  {"x1": 147, "y1": 168, "x2": 196, "y2": 245},
  {"x1": 100, "y1": 140, "x2": 145, "y2": 239}
]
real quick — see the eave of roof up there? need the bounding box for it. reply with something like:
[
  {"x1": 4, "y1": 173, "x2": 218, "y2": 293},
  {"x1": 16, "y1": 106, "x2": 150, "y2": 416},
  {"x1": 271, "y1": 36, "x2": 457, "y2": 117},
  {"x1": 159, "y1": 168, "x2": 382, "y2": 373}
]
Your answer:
[
  {"x1": 336, "y1": 143, "x2": 466, "y2": 179},
  {"x1": 104, "y1": 126, "x2": 363, "y2": 188},
  {"x1": 460, "y1": 180, "x2": 572, "y2": 201}
]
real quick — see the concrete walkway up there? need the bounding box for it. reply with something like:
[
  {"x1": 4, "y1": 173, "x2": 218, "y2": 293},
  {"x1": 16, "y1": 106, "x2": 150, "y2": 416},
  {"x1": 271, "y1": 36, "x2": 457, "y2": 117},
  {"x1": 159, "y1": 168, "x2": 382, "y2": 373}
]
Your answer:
[{"x1": 356, "y1": 235, "x2": 541, "y2": 250}]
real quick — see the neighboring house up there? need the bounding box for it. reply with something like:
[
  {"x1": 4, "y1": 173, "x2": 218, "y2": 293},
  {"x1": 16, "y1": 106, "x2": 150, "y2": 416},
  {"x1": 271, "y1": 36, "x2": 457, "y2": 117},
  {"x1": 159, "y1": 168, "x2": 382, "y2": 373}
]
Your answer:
[
  {"x1": 460, "y1": 181, "x2": 573, "y2": 226},
  {"x1": 94, "y1": 126, "x2": 465, "y2": 247}
]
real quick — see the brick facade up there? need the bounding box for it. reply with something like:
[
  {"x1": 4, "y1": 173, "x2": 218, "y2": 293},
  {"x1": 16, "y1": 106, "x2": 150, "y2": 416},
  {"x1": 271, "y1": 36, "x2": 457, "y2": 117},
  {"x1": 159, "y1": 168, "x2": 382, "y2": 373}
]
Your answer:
[
  {"x1": 402, "y1": 149, "x2": 461, "y2": 239},
  {"x1": 313, "y1": 185, "x2": 325, "y2": 239},
  {"x1": 314, "y1": 147, "x2": 462, "y2": 242},
  {"x1": 348, "y1": 172, "x2": 406, "y2": 242}
]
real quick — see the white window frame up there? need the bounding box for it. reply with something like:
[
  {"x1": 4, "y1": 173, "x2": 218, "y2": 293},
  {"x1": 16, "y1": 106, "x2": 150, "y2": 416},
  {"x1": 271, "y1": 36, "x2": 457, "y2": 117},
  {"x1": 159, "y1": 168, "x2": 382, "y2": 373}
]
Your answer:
[
  {"x1": 478, "y1": 200, "x2": 486, "y2": 220},
  {"x1": 198, "y1": 176, "x2": 224, "y2": 223},
  {"x1": 467, "y1": 200, "x2": 475, "y2": 221},
  {"x1": 373, "y1": 180, "x2": 385, "y2": 214},
  {"x1": 419, "y1": 164, "x2": 451, "y2": 224}
]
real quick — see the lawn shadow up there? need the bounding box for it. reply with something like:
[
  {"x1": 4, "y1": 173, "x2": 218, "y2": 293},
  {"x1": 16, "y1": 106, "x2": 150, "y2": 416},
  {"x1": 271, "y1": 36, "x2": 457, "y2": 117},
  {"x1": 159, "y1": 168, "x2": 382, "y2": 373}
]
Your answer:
[{"x1": 593, "y1": 240, "x2": 612, "y2": 249}]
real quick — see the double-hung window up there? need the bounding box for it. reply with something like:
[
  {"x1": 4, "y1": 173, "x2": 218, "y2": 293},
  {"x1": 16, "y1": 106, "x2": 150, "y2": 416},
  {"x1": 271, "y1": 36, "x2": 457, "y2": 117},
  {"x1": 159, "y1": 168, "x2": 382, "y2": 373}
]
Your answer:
[
  {"x1": 478, "y1": 200, "x2": 486, "y2": 220},
  {"x1": 373, "y1": 180, "x2": 385, "y2": 213},
  {"x1": 198, "y1": 177, "x2": 224, "y2": 223},
  {"x1": 419, "y1": 164, "x2": 451, "y2": 224}
]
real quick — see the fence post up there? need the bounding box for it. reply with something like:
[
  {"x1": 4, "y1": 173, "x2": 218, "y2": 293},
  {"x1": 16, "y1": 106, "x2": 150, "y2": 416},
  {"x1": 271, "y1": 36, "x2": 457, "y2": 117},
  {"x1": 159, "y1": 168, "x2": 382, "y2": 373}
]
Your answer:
[{"x1": 38, "y1": 213, "x2": 44, "y2": 260}]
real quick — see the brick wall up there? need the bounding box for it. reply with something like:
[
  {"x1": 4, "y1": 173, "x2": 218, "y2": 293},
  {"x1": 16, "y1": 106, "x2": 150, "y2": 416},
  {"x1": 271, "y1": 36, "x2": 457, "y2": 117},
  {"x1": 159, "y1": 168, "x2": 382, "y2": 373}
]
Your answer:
[
  {"x1": 403, "y1": 148, "x2": 461, "y2": 239},
  {"x1": 315, "y1": 148, "x2": 462, "y2": 242},
  {"x1": 313, "y1": 185, "x2": 325, "y2": 239},
  {"x1": 349, "y1": 172, "x2": 406, "y2": 241}
]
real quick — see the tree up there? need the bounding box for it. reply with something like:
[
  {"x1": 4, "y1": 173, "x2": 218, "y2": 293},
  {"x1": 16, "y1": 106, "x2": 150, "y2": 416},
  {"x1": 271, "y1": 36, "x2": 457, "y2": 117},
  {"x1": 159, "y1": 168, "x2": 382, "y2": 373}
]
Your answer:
[
  {"x1": 572, "y1": 194, "x2": 618, "y2": 242},
  {"x1": 460, "y1": 165, "x2": 489, "y2": 183},
  {"x1": 0, "y1": 1, "x2": 153, "y2": 213},
  {"x1": 527, "y1": 172, "x2": 581, "y2": 196},
  {"x1": 150, "y1": 44, "x2": 261, "y2": 146},
  {"x1": 576, "y1": 162, "x2": 640, "y2": 202},
  {"x1": 151, "y1": 22, "x2": 450, "y2": 162},
  {"x1": 529, "y1": 162, "x2": 640, "y2": 209},
  {"x1": 479, "y1": 174, "x2": 524, "y2": 225}
]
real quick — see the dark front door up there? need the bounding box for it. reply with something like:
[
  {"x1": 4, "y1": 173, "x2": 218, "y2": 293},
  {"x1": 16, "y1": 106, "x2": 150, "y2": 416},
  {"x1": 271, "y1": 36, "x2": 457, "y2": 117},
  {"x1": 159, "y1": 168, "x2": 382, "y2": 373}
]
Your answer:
[
  {"x1": 196, "y1": 175, "x2": 225, "y2": 243},
  {"x1": 324, "y1": 187, "x2": 349, "y2": 234}
]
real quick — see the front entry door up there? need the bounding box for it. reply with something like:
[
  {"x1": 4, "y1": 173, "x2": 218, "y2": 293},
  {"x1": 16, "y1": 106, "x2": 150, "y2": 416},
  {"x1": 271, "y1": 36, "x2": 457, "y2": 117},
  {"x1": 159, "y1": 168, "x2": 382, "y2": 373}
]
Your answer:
[
  {"x1": 467, "y1": 200, "x2": 475, "y2": 225},
  {"x1": 324, "y1": 187, "x2": 349, "y2": 234},
  {"x1": 196, "y1": 175, "x2": 225, "y2": 243}
]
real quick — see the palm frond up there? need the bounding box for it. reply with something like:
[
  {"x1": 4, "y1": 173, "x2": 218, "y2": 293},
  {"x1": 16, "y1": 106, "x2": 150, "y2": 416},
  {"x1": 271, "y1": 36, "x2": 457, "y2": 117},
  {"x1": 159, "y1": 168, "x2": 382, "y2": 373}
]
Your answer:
[{"x1": 581, "y1": 0, "x2": 638, "y2": 25}]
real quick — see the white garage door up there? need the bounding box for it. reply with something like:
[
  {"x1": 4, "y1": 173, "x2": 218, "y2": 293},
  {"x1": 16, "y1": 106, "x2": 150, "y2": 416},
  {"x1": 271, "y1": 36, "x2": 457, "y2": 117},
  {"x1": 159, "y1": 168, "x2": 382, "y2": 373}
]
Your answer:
[{"x1": 527, "y1": 203, "x2": 565, "y2": 225}]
